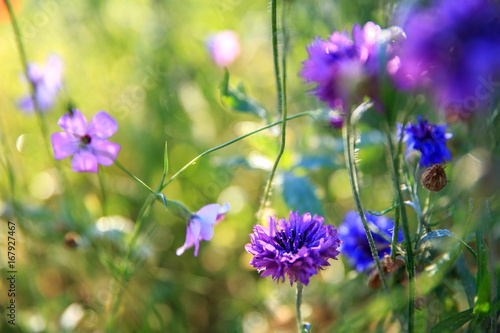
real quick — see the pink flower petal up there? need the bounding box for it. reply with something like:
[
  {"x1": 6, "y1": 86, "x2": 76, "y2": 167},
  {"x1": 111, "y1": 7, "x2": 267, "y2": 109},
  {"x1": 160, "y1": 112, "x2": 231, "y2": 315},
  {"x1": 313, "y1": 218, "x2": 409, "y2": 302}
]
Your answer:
[
  {"x1": 87, "y1": 111, "x2": 118, "y2": 139},
  {"x1": 71, "y1": 150, "x2": 98, "y2": 173},
  {"x1": 51, "y1": 132, "x2": 79, "y2": 160},
  {"x1": 58, "y1": 110, "x2": 87, "y2": 136},
  {"x1": 91, "y1": 139, "x2": 120, "y2": 166}
]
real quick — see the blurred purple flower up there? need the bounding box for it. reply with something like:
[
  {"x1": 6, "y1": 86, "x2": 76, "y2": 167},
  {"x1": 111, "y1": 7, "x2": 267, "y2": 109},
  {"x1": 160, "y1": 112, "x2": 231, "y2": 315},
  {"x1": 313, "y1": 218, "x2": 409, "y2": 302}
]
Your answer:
[
  {"x1": 400, "y1": 117, "x2": 452, "y2": 167},
  {"x1": 245, "y1": 212, "x2": 341, "y2": 286},
  {"x1": 301, "y1": 22, "x2": 399, "y2": 112},
  {"x1": 329, "y1": 113, "x2": 344, "y2": 129},
  {"x1": 51, "y1": 109, "x2": 121, "y2": 173},
  {"x1": 393, "y1": 0, "x2": 500, "y2": 120},
  {"x1": 18, "y1": 54, "x2": 63, "y2": 113},
  {"x1": 207, "y1": 30, "x2": 241, "y2": 67},
  {"x1": 176, "y1": 203, "x2": 230, "y2": 257},
  {"x1": 339, "y1": 211, "x2": 402, "y2": 272}
]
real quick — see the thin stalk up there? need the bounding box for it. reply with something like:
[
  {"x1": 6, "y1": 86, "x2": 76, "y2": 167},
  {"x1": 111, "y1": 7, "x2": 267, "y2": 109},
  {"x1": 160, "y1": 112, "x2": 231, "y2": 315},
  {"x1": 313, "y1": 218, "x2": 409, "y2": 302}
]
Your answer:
[
  {"x1": 258, "y1": 0, "x2": 288, "y2": 220},
  {"x1": 161, "y1": 112, "x2": 312, "y2": 191},
  {"x1": 4, "y1": 0, "x2": 51, "y2": 153},
  {"x1": 343, "y1": 116, "x2": 389, "y2": 293},
  {"x1": 296, "y1": 282, "x2": 304, "y2": 333},
  {"x1": 115, "y1": 160, "x2": 156, "y2": 195},
  {"x1": 98, "y1": 167, "x2": 108, "y2": 216},
  {"x1": 385, "y1": 126, "x2": 415, "y2": 333}
]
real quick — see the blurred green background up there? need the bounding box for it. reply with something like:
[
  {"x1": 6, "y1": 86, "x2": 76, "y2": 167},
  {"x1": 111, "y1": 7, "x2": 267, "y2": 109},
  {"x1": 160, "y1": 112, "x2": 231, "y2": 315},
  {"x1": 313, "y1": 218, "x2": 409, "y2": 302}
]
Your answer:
[{"x1": 0, "y1": 0, "x2": 497, "y2": 332}]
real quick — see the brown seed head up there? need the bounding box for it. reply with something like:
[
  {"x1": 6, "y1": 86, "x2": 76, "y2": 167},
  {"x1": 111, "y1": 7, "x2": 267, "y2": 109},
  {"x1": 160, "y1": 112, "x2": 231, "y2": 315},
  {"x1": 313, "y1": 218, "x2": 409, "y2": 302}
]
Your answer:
[{"x1": 421, "y1": 164, "x2": 448, "y2": 192}]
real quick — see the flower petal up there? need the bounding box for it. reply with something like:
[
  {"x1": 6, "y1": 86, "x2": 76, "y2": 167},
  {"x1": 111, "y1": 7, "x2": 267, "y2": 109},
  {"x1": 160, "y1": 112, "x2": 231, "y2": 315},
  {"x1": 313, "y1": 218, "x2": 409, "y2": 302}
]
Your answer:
[
  {"x1": 58, "y1": 109, "x2": 88, "y2": 136},
  {"x1": 87, "y1": 111, "x2": 118, "y2": 139},
  {"x1": 51, "y1": 132, "x2": 79, "y2": 160},
  {"x1": 195, "y1": 203, "x2": 222, "y2": 241},
  {"x1": 176, "y1": 220, "x2": 201, "y2": 256},
  {"x1": 71, "y1": 150, "x2": 98, "y2": 173},
  {"x1": 91, "y1": 139, "x2": 120, "y2": 166}
]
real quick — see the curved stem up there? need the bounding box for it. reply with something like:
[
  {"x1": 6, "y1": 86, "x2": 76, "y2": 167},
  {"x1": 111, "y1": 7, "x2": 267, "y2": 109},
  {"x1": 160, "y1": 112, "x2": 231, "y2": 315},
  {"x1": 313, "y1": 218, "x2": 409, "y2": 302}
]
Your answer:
[
  {"x1": 343, "y1": 116, "x2": 389, "y2": 292},
  {"x1": 160, "y1": 112, "x2": 312, "y2": 191},
  {"x1": 258, "y1": 0, "x2": 288, "y2": 220}
]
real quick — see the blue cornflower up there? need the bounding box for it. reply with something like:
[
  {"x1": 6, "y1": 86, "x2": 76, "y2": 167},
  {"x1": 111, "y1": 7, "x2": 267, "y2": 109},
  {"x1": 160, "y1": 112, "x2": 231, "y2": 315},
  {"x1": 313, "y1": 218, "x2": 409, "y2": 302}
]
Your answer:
[
  {"x1": 401, "y1": 117, "x2": 452, "y2": 167},
  {"x1": 393, "y1": 0, "x2": 500, "y2": 120},
  {"x1": 339, "y1": 211, "x2": 402, "y2": 272},
  {"x1": 245, "y1": 212, "x2": 341, "y2": 286}
]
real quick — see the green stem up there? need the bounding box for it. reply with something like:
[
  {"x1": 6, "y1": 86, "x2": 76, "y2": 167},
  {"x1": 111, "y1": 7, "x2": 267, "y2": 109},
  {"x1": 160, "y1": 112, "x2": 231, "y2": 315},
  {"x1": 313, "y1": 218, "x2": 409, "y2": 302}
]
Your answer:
[
  {"x1": 4, "y1": 0, "x2": 51, "y2": 154},
  {"x1": 115, "y1": 160, "x2": 156, "y2": 195},
  {"x1": 296, "y1": 282, "x2": 304, "y2": 333},
  {"x1": 385, "y1": 126, "x2": 415, "y2": 333},
  {"x1": 343, "y1": 116, "x2": 389, "y2": 293},
  {"x1": 160, "y1": 112, "x2": 312, "y2": 191},
  {"x1": 98, "y1": 167, "x2": 108, "y2": 216},
  {"x1": 258, "y1": 0, "x2": 288, "y2": 219}
]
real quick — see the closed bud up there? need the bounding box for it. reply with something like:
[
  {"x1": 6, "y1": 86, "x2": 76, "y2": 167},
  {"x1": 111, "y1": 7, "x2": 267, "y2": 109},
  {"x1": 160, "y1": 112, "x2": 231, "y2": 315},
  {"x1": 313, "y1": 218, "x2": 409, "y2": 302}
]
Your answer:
[{"x1": 421, "y1": 164, "x2": 447, "y2": 192}]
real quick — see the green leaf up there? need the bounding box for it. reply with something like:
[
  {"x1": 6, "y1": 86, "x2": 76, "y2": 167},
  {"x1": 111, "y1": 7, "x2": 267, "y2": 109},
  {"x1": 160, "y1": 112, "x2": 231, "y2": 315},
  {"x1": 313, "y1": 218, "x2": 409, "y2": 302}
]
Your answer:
[
  {"x1": 282, "y1": 172, "x2": 324, "y2": 216},
  {"x1": 220, "y1": 69, "x2": 267, "y2": 119},
  {"x1": 367, "y1": 204, "x2": 398, "y2": 216},
  {"x1": 429, "y1": 308, "x2": 474, "y2": 333},
  {"x1": 421, "y1": 229, "x2": 477, "y2": 260}
]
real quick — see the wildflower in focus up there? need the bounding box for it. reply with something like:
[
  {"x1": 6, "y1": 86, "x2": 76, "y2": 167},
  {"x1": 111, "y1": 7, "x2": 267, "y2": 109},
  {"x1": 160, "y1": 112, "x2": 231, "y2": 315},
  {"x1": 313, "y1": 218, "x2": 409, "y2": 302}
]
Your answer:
[
  {"x1": 301, "y1": 22, "x2": 400, "y2": 112},
  {"x1": 176, "y1": 203, "x2": 230, "y2": 257},
  {"x1": 393, "y1": 0, "x2": 500, "y2": 120},
  {"x1": 18, "y1": 54, "x2": 63, "y2": 113},
  {"x1": 51, "y1": 109, "x2": 121, "y2": 173},
  {"x1": 339, "y1": 211, "x2": 402, "y2": 272},
  {"x1": 207, "y1": 30, "x2": 240, "y2": 67},
  {"x1": 400, "y1": 117, "x2": 452, "y2": 167},
  {"x1": 245, "y1": 212, "x2": 341, "y2": 286}
]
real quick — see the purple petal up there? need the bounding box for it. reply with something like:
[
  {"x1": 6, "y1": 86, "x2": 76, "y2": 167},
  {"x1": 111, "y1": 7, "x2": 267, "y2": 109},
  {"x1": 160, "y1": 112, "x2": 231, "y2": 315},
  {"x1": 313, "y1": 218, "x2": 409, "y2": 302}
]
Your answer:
[
  {"x1": 195, "y1": 204, "x2": 222, "y2": 241},
  {"x1": 176, "y1": 221, "x2": 201, "y2": 256},
  {"x1": 58, "y1": 110, "x2": 88, "y2": 136},
  {"x1": 51, "y1": 132, "x2": 79, "y2": 160},
  {"x1": 87, "y1": 111, "x2": 118, "y2": 139},
  {"x1": 91, "y1": 139, "x2": 120, "y2": 166},
  {"x1": 71, "y1": 150, "x2": 98, "y2": 173},
  {"x1": 17, "y1": 96, "x2": 34, "y2": 113},
  {"x1": 43, "y1": 54, "x2": 63, "y2": 91}
]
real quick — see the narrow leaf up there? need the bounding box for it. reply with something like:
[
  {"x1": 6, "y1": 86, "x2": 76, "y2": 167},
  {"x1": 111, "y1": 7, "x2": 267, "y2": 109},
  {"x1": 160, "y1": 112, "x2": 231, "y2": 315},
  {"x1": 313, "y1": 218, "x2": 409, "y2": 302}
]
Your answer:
[
  {"x1": 421, "y1": 229, "x2": 477, "y2": 260},
  {"x1": 367, "y1": 204, "x2": 398, "y2": 216},
  {"x1": 163, "y1": 140, "x2": 169, "y2": 176},
  {"x1": 429, "y1": 308, "x2": 474, "y2": 333}
]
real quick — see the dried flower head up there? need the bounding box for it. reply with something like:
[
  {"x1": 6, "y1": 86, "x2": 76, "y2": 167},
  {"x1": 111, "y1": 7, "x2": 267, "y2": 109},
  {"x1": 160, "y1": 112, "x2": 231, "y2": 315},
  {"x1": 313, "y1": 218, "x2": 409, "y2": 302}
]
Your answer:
[
  {"x1": 421, "y1": 164, "x2": 448, "y2": 192},
  {"x1": 245, "y1": 212, "x2": 341, "y2": 286}
]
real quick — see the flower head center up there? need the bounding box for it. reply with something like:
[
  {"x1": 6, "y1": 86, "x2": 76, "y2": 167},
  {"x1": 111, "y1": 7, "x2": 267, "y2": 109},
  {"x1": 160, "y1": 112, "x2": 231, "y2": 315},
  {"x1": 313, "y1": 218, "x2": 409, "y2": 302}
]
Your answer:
[
  {"x1": 273, "y1": 228, "x2": 307, "y2": 254},
  {"x1": 81, "y1": 134, "x2": 92, "y2": 145}
]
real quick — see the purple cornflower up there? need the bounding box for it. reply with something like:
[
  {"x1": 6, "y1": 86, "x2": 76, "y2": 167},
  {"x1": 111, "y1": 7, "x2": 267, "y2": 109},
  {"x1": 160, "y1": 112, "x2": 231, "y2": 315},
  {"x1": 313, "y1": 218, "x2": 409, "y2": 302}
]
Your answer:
[
  {"x1": 400, "y1": 117, "x2": 452, "y2": 167},
  {"x1": 393, "y1": 0, "x2": 500, "y2": 120},
  {"x1": 176, "y1": 203, "x2": 230, "y2": 257},
  {"x1": 207, "y1": 30, "x2": 241, "y2": 67},
  {"x1": 51, "y1": 109, "x2": 121, "y2": 173},
  {"x1": 339, "y1": 211, "x2": 402, "y2": 272},
  {"x1": 301, "y1": 22, "x2": 399, "y2": 112},
  {"x1": 18, "y1": 54, "x2": 63, "y2": 113},
  {"x1": 245, "y1": 212, "x2": 341, "y2": 286}
]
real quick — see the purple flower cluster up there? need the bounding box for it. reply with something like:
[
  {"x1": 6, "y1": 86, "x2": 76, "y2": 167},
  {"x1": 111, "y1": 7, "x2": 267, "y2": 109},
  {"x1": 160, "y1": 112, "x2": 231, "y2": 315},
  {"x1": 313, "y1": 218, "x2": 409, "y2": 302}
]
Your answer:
[
  {"x1": 394, "y1": 0, "x2": 500, "y2": 120},
  {"x1": 18, "y1": 54, "x2": 63, "y2": 113},
  {"x1": 400, "y1": 117, "x2": 452, "y2": 167},
  {"x1": 301, "y1": 22, "x2": 399, "y2": 113},
  {"x1": 51, "y1": 109, "x2": 121, "y2": 173},
  {"x1": 245, "y1": 212, "x2": 341, "y2": 286},
  {"x1": 339, "y1": 211, "x2": 402, "y2": 272}
]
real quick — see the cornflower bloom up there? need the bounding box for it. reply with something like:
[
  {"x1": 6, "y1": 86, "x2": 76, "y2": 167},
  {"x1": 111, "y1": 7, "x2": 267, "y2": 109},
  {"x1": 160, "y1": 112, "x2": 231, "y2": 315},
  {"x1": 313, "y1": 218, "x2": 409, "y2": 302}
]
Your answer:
[
  {"x1": 246, "y1": 212, "x2": 341, "y2": 286},
  {"x1": 339, "y1": 211, "x2": 402, "y2": 272}
]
